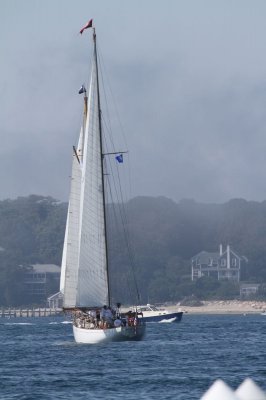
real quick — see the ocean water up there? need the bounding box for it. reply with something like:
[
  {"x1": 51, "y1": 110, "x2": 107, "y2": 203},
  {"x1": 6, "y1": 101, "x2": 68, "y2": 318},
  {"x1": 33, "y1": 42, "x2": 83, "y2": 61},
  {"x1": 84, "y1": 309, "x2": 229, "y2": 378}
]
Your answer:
[{"x1": 0, "y1": 314, "x2": 265, "y2": 399}]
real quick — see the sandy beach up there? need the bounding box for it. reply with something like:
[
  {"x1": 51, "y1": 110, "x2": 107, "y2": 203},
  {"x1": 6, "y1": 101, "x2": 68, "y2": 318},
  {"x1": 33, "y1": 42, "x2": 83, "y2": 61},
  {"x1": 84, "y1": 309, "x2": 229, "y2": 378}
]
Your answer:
[{"x1": 174, "y1": 300, "x2": 266, "y2": 314}]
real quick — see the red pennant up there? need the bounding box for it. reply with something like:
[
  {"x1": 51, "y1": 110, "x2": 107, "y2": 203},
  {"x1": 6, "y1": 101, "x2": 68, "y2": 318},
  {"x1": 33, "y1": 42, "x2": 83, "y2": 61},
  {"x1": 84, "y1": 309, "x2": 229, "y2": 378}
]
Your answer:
[{"x1": 80, "y1": 19, "x2": 93, "y2": 35}]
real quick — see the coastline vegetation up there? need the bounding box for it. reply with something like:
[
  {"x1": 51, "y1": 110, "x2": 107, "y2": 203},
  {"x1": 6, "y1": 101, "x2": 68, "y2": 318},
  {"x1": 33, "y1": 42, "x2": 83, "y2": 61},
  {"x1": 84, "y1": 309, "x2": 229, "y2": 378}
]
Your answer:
[{"x1": 0, "y1": 195, "x2": 266, "y2": 306}]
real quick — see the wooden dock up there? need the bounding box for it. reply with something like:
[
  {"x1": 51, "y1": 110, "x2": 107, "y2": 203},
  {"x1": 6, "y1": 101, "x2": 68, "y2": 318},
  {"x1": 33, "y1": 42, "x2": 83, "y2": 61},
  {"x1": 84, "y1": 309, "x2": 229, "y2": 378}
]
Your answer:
[{"x1": 1, "y1": 308, "x2": 63, "y2": 318}]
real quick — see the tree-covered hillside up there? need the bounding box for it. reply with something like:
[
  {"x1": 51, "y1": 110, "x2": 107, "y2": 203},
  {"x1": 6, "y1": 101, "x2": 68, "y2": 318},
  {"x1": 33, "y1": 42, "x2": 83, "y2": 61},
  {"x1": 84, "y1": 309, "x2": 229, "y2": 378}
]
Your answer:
[
  {"x1": 0, "y1": 195, "x2": 266, "y2": 306},
  {"x1": 0, "y1": 195, "x2": 67, "y2": 306},
  {"x1": 0, "y1": 195, "x2": 67, "y2": 265},
  {"x1": 109, "y1": 196, "x2": 266, "y2": 303}
]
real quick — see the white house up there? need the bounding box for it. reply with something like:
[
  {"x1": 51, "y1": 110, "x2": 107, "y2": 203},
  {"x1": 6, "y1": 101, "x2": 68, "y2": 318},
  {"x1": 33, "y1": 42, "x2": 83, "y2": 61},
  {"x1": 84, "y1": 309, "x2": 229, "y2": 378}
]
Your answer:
[{"x1": 191, "y1": 244, "x2": 246, "y2": 283}]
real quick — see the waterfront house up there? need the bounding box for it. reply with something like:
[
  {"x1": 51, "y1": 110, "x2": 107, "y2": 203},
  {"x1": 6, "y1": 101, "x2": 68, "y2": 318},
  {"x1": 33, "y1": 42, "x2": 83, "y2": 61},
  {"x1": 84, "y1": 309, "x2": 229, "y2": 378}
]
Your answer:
[
  {"x1": 240, "y1": 283, "x2": 260, "y2": 298},
  {"x1": 24, "y1": 264, "x2": 61, "y2": 302},
  {"x1": 191, "y1": 244, "x2": 244, "y2": 282},
  {"x1": 47, "y1": 291, "x2": 64, "y2": 308}
]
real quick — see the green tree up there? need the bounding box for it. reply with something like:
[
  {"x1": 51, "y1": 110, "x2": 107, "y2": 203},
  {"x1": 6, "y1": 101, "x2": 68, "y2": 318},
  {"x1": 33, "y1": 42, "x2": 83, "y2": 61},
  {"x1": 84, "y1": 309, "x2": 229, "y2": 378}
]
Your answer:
[{"x1": 0, "y1": 252, "x2": 26, "y2": 306}]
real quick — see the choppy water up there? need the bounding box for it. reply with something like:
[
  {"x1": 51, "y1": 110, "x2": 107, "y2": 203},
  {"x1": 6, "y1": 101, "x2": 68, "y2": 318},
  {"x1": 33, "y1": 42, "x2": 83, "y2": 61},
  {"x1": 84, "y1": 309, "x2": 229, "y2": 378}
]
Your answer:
[{"x1": 0, "y1": 314, "x2": 265, "y2": 399}]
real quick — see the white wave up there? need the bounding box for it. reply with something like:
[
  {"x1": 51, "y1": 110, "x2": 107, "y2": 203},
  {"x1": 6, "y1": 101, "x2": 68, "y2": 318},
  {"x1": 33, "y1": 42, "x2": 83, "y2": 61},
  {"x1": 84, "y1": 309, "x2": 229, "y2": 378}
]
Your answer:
[
  {"x1": 61, "y1": 321, "x2": 72, "y2": 324},
  {"x1": 54, "y1": 341, "x2": 76, "y2": 346},
  {"x1": 4, "y1": 322, "x2": 35, "y2": 325},
  {"x1": 158, "y1": 317, "x2": 177, "y2": 323}
]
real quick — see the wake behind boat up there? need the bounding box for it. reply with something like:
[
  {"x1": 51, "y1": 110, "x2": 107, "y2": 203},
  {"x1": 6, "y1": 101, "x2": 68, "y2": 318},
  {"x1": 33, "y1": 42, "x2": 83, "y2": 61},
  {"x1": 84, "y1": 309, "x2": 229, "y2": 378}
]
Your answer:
[
  {"x1": 136, "y1": 304, "x2": 183, "y2": 323},
  {"x1": 60, "y1": 20, "x2": 145, "y2": 344}
]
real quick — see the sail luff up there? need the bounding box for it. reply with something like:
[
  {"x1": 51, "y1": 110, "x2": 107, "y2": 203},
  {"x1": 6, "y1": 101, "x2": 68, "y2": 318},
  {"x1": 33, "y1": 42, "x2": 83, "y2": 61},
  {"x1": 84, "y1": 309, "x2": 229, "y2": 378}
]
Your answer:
[
  {"x1": 62, "y1": 146, "x2": 82, "y2": 308},
  {"x1": 60, "y1": 209, "x2": 69, "y2": 293},
  {"x1": 93, "y1": 30, "x2": 111, "y2": 306},
  {"x1": 77, "y1": 95, "x2": 88, "y2": 164}
]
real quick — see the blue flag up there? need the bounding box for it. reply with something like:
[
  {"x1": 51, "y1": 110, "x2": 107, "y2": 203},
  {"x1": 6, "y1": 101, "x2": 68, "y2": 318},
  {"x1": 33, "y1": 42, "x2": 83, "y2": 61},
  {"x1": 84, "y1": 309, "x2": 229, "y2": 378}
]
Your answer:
[
  {"x1": 115, "y1": 154, "x2": 123, "y2": 163},
  {"x1": 79, "y1": 85, "x2": 86, "y2": 94}
]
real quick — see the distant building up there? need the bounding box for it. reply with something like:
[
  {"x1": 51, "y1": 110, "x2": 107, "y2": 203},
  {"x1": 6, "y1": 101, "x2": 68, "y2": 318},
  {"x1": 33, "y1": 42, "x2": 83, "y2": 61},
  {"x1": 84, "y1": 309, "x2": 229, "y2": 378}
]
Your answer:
[
  {"x1": 240, "y1": 283, "x2": 260, "y2": 298},
  {"x1": 191, "y1": 244, "x2": 245, "y2": 283},
  {"x1": 24, "y1": 264, "x2": 61, "y2": 300}
]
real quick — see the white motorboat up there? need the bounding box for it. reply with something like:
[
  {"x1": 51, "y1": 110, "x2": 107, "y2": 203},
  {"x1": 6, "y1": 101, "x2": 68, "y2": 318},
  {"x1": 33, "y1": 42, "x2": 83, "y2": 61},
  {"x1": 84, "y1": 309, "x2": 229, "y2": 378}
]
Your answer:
[{"x1": 136, "y1": 304, "x2": 183, "y2": 323}]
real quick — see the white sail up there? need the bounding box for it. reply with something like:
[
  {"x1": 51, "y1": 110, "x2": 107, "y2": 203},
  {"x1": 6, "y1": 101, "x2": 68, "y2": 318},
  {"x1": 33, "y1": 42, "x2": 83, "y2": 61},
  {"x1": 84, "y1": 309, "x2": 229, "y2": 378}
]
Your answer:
[
  {"x1": 77, "y1": 53, "x2": 109, "y2": 307},
  {"x1": 62, "y1": 150, "x2": 82, "y2": 308},
  {"x1": 60, "y1": 123, "x2": 85, "y2": 300},
  {"x1": 59, "y1": 209, "x2": 68, "y2": 293},
  {"x1": 61, "y1": 48, "x2": 109, "y2": 308}
]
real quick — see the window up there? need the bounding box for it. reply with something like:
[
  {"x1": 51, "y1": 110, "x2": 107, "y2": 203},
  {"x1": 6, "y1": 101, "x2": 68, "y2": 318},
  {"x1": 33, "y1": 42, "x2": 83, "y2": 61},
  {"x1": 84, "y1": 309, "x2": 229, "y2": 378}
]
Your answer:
[
  {"x1": 221, "y1": 258, "x2": 227, "y2": 267},
  {"x1": 232, "y1": 258, "x2": 237, "y2": 267}
]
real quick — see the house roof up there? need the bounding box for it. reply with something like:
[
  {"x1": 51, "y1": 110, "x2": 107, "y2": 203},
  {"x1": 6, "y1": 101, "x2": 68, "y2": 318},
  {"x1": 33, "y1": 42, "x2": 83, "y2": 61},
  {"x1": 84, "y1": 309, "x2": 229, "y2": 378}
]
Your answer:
[
  {"x1": 220, "y1": 248, "x2": 241, "y2": 260},
  {"x1": 191, "y1": 251, "x2": 220, "y2": 263},
  {"x1": 192, "y1": 247, "x2": 244, "y2": 262}
]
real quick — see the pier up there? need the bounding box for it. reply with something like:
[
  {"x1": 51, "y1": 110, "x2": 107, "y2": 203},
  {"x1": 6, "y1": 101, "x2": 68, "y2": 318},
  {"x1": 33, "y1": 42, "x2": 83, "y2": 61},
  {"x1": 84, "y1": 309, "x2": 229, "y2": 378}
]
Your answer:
[{"x1": 1, "y1": 308, "x2": 63, "y2": 318}]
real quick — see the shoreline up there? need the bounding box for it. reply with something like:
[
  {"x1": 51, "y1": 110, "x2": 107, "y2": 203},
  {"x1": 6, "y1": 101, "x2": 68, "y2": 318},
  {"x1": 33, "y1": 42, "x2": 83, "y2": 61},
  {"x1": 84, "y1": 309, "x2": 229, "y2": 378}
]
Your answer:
[{"x1": 167, "y1": 300, "x2": 266, "y2": 315}]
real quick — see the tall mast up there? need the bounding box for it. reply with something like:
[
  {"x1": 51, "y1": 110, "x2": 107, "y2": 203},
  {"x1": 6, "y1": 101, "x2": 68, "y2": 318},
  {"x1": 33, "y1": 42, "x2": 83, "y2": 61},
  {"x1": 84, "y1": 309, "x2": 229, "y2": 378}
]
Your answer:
[{"x1": 93, "y1": 28, "x2": 111, "y2": 307}]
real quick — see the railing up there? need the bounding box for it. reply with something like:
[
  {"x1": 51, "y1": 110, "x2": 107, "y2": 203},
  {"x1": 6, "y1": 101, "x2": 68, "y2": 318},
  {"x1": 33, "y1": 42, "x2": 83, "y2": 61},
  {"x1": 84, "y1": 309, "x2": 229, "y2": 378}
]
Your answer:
[{"x1": 0, "y1": 308, "x2": 63, "y2": 318}]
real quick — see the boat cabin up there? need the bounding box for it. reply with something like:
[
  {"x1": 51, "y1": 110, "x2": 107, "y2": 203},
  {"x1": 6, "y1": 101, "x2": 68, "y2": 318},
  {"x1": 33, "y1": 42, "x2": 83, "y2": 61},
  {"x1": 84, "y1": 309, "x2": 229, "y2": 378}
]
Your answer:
[{"x1": 137, "y1": 304, "x2": 164, "y2": 313}]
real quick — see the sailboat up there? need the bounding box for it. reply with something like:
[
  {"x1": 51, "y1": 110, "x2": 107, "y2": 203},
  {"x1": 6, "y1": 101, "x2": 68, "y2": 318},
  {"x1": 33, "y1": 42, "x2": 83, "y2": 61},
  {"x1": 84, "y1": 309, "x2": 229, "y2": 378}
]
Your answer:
[{"x1": 60, "y1": 22, "x2": 145, "y2": 344}]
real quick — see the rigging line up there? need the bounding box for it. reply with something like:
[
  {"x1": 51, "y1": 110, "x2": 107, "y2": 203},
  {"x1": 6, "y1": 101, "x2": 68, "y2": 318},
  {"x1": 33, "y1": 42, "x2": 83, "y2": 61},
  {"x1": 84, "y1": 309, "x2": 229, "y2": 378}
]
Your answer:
[
  {"x1": 98, "y1": 62, "x2": 133, "y2": 219},
  {"x1": 102, "y1": 117, "x2": 134, "y2": 219},
  {"x1": 97, "y1": 45, "x2": 129, "y2": 150},
  {"x1": 106, "y1": 180, "x2": 137, "y2": 303},
  {"x1": 107, "y1": 193, "x2": 141, "y2": 304},
  {"x1": 105, "y1": 179, "x2": 136, "y2": 302},
  {"x1": 99, "y1": 72, "x2": 131, "y2": 205},
  {"x1": 97, "y1": 57, "x2": 141, "y2": 302},
  {"x1": 103, "y1": 135, "x2": 141, "y2": 303},
  {"x1": 103, "y1": 134, "x2": 129, "y2": 243},
  {"x1": 102, "y1": 117, "x2": 130, "y2": 206},
  {"x1": 97, "y1": 47, "x2": 133, "y2": 199},
  {"x1": 102, "y1": 115, "x2": 131, "y2": 209},
  {"x1": 97, "y1": 51, "x2": 118, "y2": 163},
  {"x1": 102, "y1": 94, "x2": 130, "y2": 202},
  {"x1": 102, "y1": 128, "x2": 131, "y2": 239},
  {"x1": 83, "y1": 38, "x2": 130, "y2": 222}
]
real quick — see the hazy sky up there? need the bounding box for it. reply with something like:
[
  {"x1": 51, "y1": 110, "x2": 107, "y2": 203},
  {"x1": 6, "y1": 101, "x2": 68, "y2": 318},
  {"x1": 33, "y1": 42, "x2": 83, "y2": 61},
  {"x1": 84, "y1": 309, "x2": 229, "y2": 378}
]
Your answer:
[{"x1": 2, "y1": 0, "x2": 266, "y2": 203}]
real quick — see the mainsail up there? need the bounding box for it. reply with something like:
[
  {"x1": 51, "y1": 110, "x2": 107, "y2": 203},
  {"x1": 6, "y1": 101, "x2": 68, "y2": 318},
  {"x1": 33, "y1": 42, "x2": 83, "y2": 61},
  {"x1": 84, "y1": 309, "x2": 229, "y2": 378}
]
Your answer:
[{"x1": 61, "y1": 36, "x2": 109, "y2": 308}]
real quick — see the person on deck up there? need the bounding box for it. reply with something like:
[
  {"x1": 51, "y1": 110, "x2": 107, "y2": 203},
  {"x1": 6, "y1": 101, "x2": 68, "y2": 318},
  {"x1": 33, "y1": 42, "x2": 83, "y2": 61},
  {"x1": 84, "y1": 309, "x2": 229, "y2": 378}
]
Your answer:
[
  {"x1": 100, "y1": 305, "x2": 108, "y2": 320},
  {"x1": 105, "y1": 307, "x2": 113, "y2": 322},
  {"x1": 114, "y1": 317, "x2": 122, "y2": 327}
]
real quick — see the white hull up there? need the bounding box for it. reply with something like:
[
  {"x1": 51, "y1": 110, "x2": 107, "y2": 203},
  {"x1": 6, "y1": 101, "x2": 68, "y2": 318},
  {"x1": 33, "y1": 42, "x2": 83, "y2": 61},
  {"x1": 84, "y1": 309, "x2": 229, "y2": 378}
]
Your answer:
[{"x1": 73, "y1": 324, "x2": 145, "y2": 344}]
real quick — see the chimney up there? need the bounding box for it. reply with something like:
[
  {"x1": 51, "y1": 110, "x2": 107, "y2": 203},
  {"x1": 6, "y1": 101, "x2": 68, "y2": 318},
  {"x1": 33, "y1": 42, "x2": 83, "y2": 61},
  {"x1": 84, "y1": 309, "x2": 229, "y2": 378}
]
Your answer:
[
  {"x1": 227, "y1": 245, "x2": 230, "y2": 269},
  {"x1": 219, "y1": 244, "x2": 223, "y2": 256}
]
